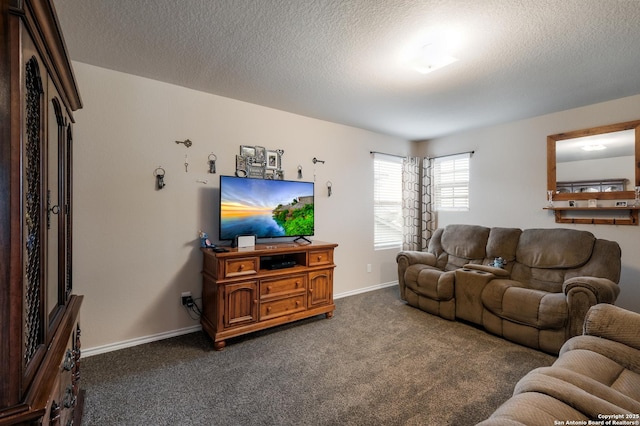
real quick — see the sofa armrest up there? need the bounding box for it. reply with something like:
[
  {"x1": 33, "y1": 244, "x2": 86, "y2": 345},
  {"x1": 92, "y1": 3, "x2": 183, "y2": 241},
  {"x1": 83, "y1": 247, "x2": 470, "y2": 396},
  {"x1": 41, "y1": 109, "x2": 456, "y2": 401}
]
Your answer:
[
  {"x1": 562, "y1": 277, "x2": 620, "y2": 337},
  {"x1": 396, "y1": 251, "x2": 437, "y2": 267},
  {"x1": 583, "y1": 303, "x2": 640, "y2": 352},
  {"x1": 462, "y1": 263, "x2": 510, "y2": 278},
  {"x1": 396, "y1": 251, "x2": 438, "y2": 300},
  {"x1": 563, "y1": 276, "x2": 620, "y2": 303}
]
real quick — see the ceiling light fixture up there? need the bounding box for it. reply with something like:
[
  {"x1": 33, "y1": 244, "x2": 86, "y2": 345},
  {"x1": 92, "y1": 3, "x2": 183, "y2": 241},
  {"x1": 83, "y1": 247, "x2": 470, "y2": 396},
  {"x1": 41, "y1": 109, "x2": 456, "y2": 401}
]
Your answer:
[
  {"x1": 581, "y1": 144, "x2": 607, "y2": 151},
  {"x1": 410, "y1": 43, "x2": 459, "y2": 74},
  {"x1": 402, "y1": 28, "x2": 463, "y2": 75}
]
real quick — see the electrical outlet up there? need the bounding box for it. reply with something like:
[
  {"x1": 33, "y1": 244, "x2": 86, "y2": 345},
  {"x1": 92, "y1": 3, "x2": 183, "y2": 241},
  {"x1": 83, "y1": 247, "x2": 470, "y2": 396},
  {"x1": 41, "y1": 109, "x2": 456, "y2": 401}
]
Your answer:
[{"x1": 181, "y1": 291, "x2": 192, "y2": 306}]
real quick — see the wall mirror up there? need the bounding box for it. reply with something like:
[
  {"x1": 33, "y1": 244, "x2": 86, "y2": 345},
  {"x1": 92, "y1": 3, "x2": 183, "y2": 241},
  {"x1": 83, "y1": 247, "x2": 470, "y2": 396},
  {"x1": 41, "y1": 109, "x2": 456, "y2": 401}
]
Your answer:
[{"x1": 547, "y1": 120, "x2": 640, "y2": 201}]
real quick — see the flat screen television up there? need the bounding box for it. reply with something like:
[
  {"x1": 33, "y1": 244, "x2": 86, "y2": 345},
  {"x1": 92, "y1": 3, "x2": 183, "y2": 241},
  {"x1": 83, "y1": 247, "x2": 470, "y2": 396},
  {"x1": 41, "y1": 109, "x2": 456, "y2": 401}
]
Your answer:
[{"x1": 219, "y1": 175, "x2": 314, "y2": 241}]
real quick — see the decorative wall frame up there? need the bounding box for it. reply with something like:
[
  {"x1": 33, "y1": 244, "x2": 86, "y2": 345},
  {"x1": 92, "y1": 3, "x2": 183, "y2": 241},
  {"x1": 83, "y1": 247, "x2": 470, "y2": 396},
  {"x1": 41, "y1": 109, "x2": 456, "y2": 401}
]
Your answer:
[
  {"x1": 235, "y1": 145, "x2": 284, "y2": 179},
  {"x1": 266, "y1": 150, "x2": 280, "y2": 170}
]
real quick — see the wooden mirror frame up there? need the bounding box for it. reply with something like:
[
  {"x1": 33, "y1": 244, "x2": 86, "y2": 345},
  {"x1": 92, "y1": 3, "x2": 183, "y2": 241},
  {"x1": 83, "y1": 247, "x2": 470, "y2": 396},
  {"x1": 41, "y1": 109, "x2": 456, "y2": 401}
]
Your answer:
[{"x1": 547, "y1": 119, "x2": 640, "y2": 201}]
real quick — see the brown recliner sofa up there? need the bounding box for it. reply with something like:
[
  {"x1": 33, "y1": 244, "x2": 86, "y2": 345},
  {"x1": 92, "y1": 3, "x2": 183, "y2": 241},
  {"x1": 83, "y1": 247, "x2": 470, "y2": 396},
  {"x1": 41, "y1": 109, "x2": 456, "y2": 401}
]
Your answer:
[
  {"x1": 478, "y1": 303, "x2": 640, "y2": 425},
  {"x1": 396, "y1": 224, "x2": 621, "y2": 354}
]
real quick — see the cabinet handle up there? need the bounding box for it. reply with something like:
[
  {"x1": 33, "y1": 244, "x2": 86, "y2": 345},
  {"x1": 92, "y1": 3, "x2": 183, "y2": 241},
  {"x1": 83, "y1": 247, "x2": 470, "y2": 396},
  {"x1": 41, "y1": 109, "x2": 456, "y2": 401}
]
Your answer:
[
  {"x1": 63, "y1": 385, "x2": 76, "y2": 409},
  {"x1": 295, "y1": 281, "x2": 300, "y2": 288},
  {"x1": 267, "y1": 286, "x2": 272, "y2": 293},
  {"x1": 267, "y1": 307, "x2": 272, "y2": 312},
  {"x1": 63, "y1": 349, "x2": 75, "y2": 371},
  {"x1": 317, "y1": 255, "x2": 322, "y2": 261},
  {"x1": 238, "y1": 264, "x2": 244, "y2": 271},
  {"x1": 46, "y1": 190, "x2": 59, "y2": 230},
  {"x1": 295, "y1": 301, "x2": 300, "y2": 306}
]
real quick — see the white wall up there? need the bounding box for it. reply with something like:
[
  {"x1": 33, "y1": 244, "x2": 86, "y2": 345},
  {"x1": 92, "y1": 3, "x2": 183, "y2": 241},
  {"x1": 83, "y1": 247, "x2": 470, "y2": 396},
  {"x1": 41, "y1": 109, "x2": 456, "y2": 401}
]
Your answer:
[
  {"x1": 71, "y1": 62, "x2": 410, "y2": 352},
  {"x1": 416, "y1": 94, "x2": 640, "y2": 314}
]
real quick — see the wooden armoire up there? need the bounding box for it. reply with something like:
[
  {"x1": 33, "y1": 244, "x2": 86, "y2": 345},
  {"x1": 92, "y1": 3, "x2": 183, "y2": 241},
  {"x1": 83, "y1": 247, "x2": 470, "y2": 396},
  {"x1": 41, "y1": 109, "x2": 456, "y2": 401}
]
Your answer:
[{"x1": 0, "y1": 0, "x2": 83, "y2": 424}]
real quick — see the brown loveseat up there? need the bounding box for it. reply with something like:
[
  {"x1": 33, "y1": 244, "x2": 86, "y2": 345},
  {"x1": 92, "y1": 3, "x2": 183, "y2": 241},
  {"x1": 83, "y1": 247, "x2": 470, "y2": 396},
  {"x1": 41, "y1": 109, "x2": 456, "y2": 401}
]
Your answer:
[
  {"x1": 396, "y1": 224, "x2": 621, "y2": 354},
  {"x1": 478, "y1": 303, "x2": 640, "y2": 425}
]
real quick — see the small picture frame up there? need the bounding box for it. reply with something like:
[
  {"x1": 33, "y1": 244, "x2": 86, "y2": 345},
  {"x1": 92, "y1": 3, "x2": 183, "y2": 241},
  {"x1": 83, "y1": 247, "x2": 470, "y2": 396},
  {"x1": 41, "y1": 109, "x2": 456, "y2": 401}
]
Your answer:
[
  {"x1": 588, "y1": 199, "x2": 598, "y2": 208},
  {"x1": 240, "y1": 145, "x2": 256, "y2": 158},
  {"x1": 254, "y1": 146, "x2": 266, "y2": 163},
  {"x1": 266, "y1": 150, "x2": 280, "y2": 170},
  {"x1": 568, "y1": 200, "x2": 576, "y2": 207},
  {"x1": 615, "y1": 201, "x2": 628, "y2": 207},
  {"x1": 247, "y1": 163, "x2": 265, "y2": 179}
]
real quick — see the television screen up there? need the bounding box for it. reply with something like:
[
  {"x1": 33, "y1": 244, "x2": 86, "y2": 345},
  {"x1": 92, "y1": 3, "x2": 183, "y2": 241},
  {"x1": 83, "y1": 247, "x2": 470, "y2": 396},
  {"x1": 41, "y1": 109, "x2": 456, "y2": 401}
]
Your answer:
[{"x1": 219, "y1": 176, "x2": 314, "y2": 240}]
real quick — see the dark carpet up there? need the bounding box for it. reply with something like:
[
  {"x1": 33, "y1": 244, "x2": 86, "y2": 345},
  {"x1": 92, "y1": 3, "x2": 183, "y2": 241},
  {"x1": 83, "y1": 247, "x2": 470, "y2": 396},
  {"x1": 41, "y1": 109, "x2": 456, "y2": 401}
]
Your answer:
[{"x1": 80, "y1": 286, "x2": 556, "y2": 425}]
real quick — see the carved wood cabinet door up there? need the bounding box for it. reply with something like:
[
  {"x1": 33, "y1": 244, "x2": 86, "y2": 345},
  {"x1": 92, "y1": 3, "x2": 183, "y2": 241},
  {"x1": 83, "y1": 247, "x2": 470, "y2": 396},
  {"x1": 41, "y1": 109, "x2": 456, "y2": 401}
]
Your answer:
[
  {"x1": 308, "y1": 270, "x2": 333, "y2": 307},
  {"x1": 224, "y1": 281, "x2": 259, "y2": 327}
]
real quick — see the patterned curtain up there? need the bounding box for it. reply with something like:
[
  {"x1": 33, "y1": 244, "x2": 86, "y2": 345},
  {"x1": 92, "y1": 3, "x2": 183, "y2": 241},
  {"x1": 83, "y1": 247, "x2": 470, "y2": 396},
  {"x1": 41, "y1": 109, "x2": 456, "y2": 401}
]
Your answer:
[
  {"x1": 401, "y1": 156, "x2": 435, "y2": 251},
  {"x1": 402, "y1": 157, "x2": 421, "y2": 250},
  {"x1": 421, "y1": 157, "x2": 435, "y2": 249}
]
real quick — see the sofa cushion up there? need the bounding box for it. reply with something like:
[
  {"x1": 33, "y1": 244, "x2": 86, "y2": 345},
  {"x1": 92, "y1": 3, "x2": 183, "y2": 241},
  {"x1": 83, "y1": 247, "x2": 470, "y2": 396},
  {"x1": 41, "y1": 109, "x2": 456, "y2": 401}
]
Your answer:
[
  {"x1": 565, "y1": 239, "x2": 622, "y2": 283},
  {"x1": 513, "y1": 368, "x2": 640, "y2": 418},
  {"x1": 482, "y1": 279, "x2": 568, "y2": 329},
  {"x1": 553, "y1": 347, "x2": 640, "y2": 402},
  {"x1": 476, "y1": 392, "x2": 587, "y2": 426},
  {"x1": 510, "y1": 263, "x2": 566, "y2": 293},
  {"x1": 561, "y1": 335, "x2": 640, "y2": 382},
  {"x1": 485, "y1": 227, "x2": 521, "y2": 262},
  {"x1": 441, "y1": 224, "x2": 490, "y2": 260},
  {"x1": 516, "y1": 228, "x2": 595, "y2": 268}
]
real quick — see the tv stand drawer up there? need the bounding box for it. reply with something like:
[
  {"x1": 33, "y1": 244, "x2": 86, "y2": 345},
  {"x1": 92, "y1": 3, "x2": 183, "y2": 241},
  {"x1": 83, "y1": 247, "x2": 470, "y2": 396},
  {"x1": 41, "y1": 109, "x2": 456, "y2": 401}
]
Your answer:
[
  {"x1": 309, "y1": 249, "x2": 332, "y2": 266},
  {"x1": 260, "y1": 295, "x2": 306, "y2": 320},
  {"x1": 261, "y1": 275, "x2": 306, "y2": 299},
  {"x1": 224, "y1": 257, "x2": 259, "y2": 277}
]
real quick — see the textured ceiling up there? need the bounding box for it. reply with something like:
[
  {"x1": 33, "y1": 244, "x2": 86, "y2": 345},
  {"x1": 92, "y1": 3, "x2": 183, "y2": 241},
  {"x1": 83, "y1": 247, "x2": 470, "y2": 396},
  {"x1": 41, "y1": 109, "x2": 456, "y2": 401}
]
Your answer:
[{"x1": 53, "y1": 0, "x2": 640, "y2": 141}]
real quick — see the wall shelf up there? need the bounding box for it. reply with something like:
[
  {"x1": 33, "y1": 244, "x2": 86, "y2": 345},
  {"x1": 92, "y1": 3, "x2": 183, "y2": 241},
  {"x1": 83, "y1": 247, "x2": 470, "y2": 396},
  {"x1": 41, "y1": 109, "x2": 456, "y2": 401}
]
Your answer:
[
  {"x1": 543, "y1": 206, "x2": 639, "y2": 225},
  {"x1": 556, "y1": 178, "x2": 628, "y2": 194}
]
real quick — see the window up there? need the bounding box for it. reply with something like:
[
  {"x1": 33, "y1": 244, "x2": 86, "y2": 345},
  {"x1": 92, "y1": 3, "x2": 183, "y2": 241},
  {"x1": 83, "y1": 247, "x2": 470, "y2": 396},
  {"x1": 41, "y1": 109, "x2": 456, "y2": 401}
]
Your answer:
[
  {"x1": 433, "y1": 153, "x2": 470, "y2": 211},
  {"x1": 373, "y1": 154, "x2": 403, "y2": 249}
]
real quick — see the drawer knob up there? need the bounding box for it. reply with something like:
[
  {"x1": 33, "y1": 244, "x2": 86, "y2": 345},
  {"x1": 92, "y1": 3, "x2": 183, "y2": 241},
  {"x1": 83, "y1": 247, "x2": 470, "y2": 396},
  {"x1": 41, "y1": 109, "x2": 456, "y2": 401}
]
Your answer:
[
  {"x1": 295, "y1": 301, "x2": 300, "y2": 306},
  {"x1": 317, "y1": 255, "x2": 322, "y2": 261},
  {"x1": 295, "y1": 281, "x2": 300, "y2": 288},
  {"x1": 267, "y1": 286, "x2": 272, "y2": 293},
  {"x1": 238, "y1": 264, "x2": 244, "y2": 271},
  {"x1": 267, "y1": 307, "x2": 272, "y2": 312}
]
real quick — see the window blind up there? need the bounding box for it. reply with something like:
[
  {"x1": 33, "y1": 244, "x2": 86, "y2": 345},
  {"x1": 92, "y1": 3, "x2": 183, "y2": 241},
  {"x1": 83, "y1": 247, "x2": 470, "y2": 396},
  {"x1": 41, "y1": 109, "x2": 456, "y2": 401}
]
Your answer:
[
  {"x1": 373, "y1": 154, "x2": 403, "y2": 249},
  {"x1": 433, "y1": 153, "x2": 470, "y2": 211}
]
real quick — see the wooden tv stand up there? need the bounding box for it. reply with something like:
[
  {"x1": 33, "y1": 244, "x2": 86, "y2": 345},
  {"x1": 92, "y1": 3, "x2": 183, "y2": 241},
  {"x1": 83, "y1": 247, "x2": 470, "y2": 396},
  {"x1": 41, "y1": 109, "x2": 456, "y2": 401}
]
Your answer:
[{"x1": 200, "y1": 241, "x2": 337, "y2": 350}]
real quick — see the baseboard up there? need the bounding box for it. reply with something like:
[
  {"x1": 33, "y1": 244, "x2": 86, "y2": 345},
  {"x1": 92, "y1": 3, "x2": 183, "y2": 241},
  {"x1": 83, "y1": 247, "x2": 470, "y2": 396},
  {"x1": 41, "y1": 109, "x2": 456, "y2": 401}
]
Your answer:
[
  {"x1": 82, "y1": 281, "x2": 399, "y2": 358},
  {"x1": 334, "y1": 280, "x2": 398, "y2": 299},
  {"x1": 82, "y1": 325, "x2": 202, "y2": 358}
]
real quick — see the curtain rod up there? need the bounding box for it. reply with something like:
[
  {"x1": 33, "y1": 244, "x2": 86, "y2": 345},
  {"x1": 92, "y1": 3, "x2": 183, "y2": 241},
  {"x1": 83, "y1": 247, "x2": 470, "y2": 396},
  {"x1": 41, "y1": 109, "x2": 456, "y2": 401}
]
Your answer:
[
  {"x1": 426, "y1": 150, "x2": 475, "y2": 160},
  {"x1": 370, "y1": 150, "x2": 476, "y2": 160},
  {"x1": 369, "y1": 150, "x2": 406, "y2": 159}
]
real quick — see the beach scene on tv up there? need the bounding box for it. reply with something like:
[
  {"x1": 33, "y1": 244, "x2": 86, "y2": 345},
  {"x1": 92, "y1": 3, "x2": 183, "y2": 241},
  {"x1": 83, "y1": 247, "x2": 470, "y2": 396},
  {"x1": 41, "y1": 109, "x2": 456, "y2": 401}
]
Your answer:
[{"x1": 220, "y1": 177, "x2": 314, "y2": 240}]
